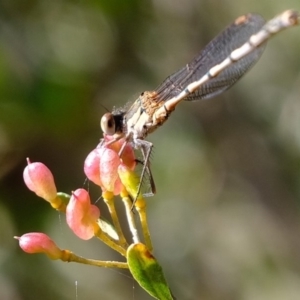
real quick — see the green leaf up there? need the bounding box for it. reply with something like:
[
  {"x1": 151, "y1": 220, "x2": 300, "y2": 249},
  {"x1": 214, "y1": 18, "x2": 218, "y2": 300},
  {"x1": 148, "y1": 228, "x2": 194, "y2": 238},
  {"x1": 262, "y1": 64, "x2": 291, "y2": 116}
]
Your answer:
[{"x1": 127, "y1": 243, "x2": 174, "y2": 300}]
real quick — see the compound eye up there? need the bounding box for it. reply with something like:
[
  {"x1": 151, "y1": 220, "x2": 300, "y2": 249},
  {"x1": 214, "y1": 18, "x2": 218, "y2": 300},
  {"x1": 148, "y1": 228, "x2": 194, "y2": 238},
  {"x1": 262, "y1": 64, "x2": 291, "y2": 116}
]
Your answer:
[{"x1": 100, "y1": 113, "x2": 115, "y2": 135}]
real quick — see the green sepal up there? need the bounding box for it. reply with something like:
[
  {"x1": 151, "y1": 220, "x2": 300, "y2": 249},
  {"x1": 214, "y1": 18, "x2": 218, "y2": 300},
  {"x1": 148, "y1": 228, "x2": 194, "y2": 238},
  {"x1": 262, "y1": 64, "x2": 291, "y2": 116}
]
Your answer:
[
  {"x1": 55, "y1": 192, "x2": 71, "y2": 211},
  {"x1": 127, "y1": 243, "x2": 174, "y2": 300},
  {"x1": 56, "y1": 192, "x2": 71, "y2": 205},
  {"x1": 97, "y1": 218, "x2": 118, "y2": 240}
]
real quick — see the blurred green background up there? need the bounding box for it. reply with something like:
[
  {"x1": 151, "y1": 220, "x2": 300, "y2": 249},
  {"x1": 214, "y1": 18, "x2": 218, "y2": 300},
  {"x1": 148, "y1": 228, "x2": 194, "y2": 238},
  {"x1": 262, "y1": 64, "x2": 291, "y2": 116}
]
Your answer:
[{"x1": 1, "y1": 0, "x2": 300, "y2": 299}]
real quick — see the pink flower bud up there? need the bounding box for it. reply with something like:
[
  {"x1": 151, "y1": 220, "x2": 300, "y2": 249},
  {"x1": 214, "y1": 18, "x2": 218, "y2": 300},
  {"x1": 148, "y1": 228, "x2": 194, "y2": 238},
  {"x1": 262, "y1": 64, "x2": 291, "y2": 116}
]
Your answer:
[
  {"x1": 66, "y1": 189, "x2": 100, "y2": 240},
  {"x1": 84, "y1": 137, "x2": 136, "y2": 196},
  {"x1": 23, "y1": 158, "x2": 57, "y2": 202},
  {"x1": 84, "y1": 148, "x2": 103, "y2": 186},
  {"x1": 84, "y1": 147, "x2": 123, "y2": 194},
  {"x1": 104, "y1": 136, "x2": 136, "y2": 170},
  {"x1": 120, "y1": 143, "x2": 136, "y2": 171},
  {"x1": 15, "y1": 233, "x2": 62, "y2": 259},
  {"x1": 100, "y1": 148, "x2": 122, "y2": 194}
]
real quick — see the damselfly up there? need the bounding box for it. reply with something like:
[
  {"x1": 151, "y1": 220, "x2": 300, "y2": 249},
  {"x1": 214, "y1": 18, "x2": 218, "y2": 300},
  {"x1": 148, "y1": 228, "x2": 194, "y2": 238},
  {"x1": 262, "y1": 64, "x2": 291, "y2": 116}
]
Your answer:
[{"x1": 100, "y1": 10, "x2": 299, "y2": 201}]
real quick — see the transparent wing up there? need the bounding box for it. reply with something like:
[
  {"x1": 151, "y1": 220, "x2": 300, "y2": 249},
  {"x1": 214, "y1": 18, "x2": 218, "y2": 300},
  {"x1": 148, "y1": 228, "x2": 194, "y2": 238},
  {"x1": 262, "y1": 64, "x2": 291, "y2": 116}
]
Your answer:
[{"x1": 155, "y1": 14, "x2": 266, "y2": 102}]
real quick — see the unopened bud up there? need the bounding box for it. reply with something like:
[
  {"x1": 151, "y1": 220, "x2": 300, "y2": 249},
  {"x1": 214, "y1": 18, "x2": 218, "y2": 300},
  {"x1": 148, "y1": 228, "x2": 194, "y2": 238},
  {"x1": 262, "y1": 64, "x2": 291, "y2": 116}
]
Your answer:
[
  {"x1": 15, "y1": 232, "x2": 62, "y2": 260},
  {"x1": 66, "y1": 189, "x2": 100, "y2": 240},
  {"x1": 23, "y1": 158, "x2": 57, "y2": 202}
]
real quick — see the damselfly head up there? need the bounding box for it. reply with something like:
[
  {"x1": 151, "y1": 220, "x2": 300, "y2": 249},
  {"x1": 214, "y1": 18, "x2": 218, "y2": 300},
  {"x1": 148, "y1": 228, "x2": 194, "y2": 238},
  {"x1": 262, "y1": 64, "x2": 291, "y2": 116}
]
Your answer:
[
  {"x1": 100, "y1": 109, "x2": 126, "y2": 137},
  {"x1": 100, "y1": 112, "x2": 115, "y2": 136}
]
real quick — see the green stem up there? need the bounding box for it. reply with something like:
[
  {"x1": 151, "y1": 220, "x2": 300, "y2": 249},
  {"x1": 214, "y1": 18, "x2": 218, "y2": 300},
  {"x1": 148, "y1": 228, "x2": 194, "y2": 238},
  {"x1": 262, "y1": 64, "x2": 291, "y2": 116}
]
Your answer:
[
  {"x1": 94, "y1": 224, "x2": 127, "y2": 256},
  {"x1": 135, "y1": 198, "x2": 153, "y2": 252},
  {"x1": 122, "y1": 196, "x2": 140, "y2": 244},
  {"x1": 103, "y1": 194, "x2": 128, "y2": 249},
  {"x1": 60, "y1": 250, "x2": 128, "y2": 268}
]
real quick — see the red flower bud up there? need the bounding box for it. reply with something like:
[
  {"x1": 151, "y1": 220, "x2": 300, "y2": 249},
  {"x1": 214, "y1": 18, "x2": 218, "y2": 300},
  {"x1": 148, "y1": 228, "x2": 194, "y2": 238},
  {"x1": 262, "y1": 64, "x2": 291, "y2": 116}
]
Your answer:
[
  {"x1": 15, "y1": 233, "x2": 62, "y2": 259},
  {"x1": 23, "y1": 158, "x2": 57, "y2": 202},
  {"x1": 66, "y1": 189, "x2": 100, "y2": 240}
]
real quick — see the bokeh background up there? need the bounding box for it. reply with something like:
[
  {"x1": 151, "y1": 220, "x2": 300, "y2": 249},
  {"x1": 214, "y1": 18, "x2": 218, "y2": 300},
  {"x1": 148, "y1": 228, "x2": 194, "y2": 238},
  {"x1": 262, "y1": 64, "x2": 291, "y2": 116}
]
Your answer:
[{"x1": 1, "y1": 0, "x2": 300, "y2": 299}]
